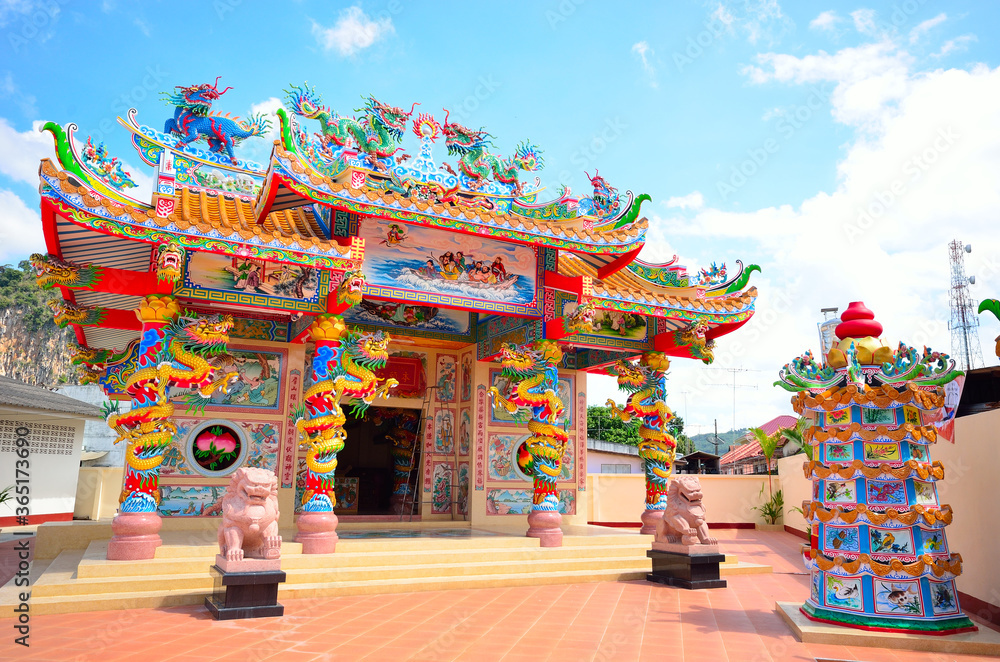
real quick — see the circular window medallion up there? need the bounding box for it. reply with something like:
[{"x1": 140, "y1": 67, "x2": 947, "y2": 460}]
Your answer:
[{"x1": 185, "y1": 419, "x2": 248, "y2": 477}]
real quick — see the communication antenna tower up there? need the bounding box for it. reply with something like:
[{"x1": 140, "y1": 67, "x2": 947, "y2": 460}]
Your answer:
[{"x1": 948, "y1": 239, "x2": 983, "y2": 370}]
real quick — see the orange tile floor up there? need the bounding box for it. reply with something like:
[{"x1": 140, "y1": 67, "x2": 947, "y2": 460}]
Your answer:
[{"x1": 4, "y1": 529, "x2": 995, "y2": 662}]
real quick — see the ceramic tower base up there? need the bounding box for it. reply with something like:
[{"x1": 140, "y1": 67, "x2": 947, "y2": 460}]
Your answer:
[
  {"x1": 294, "y1": 511, "x2": 339, "y2": 554},
  {"x1": 106, "y1": 512, "x2": 162, "y2": 561},
  {"x1": 526, "y1": 510, "x2": 563, "y2": 547}
]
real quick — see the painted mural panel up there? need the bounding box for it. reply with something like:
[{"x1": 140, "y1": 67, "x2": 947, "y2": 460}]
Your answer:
[
  {"x1": 460, "y1": 354, "x2": 473, "y2": 402},
  {"x1": 160, "y1": 419, "x2": 279, "y2": 477},
  {"x1": 930, "y1": 581, "x2": 960, "y2": 616},
  {"x1": 824, "y1": 576, "x2": 863, "y2": 612},
  {"x1": 359, "y1": 216, "x2": 539, "y2": 314},
  {"x1": 921, "y1": 528, "x2": 948, "y2": 555},
  {"x1": 434, "y1": 409, "x2": 455, "y2": 454},
  {"x1": 170, "y1": 349, "x2": 282, "y2": 410},
  {"x1": 488, "y1": 433, "x2": 531, "y2": 482},
  {"x1": 458, "y1": 408, "x2": 471, "y2": 456},
  {"x1": 488, "y1": 370, "x2": 573, "y2": 426},
  {"x1": 158, "y1": 485, "x2": 224, "y2": 517},
  {"x1": 913, "y1": 480, "x2": 937, "y2": 506},
  {"x1": 458, "y1": 462, "x2": 470, "y2": 516},
  {"x1": 873, "y1": 580, "x2": 923, "y2": 616},
  {"x1": 866, "y1": 480, "x2": 907, "y2": 507},
  {"x1": 823, "y1": 526, "x2": 860, "y2": 554},
  {"x1": 562, "y1": 300, "x2": 648, "y2": 341},
  {"x1": 824, "y1": 479, "x2": 856, "y2": 504},
  {"x1": 485, "y1": 489, "x2": 576, "y2": 515},
  {"x1": 869, "y1": 526, "x2": 914, "y2": 556},
  {"x1": 826, "y1": 443, "x2": 853, "y2": 462},
  {"x1": 432, "y1": 461, "x2": 453, "y2": 514},
  {"x1": 825, "y1": 409, "x2": 851, "y2": 427},
  {"x1": 862, "y1": 408, "x2": 895, "y2": 426},
  {"x1": 343, "y1": 301, "x2": 472, "y2": 335},
  {"x1": 863, "y1": 442, "x2": 900, "y2": 462},
  {"x1": 436, "y1": 354, "x2": 457, "y2": 403},
  {"x1": 179, "y1": 250, "x2": 326, "y2": 311}
]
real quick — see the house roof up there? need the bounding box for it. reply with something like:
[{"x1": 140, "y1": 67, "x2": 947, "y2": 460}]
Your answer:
[
  {"x1": 718, "y1": 415, "x2": 798, "y2": 466},
  {"x1": 0, "y1": 376, "x2": 104, "y2": 419}
]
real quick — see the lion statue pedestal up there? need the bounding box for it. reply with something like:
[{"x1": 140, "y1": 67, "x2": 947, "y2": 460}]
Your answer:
[
  {"x1": 205, "y1": 468, "x2": 286, "y2": 620},
  {"x1": 646, "y1": 476, "x2": 727, "y2": 590}
]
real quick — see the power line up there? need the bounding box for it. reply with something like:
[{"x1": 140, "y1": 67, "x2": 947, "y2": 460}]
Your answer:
[{"x1": 703, "y1": 367, "x2": 760, "y2": 433}]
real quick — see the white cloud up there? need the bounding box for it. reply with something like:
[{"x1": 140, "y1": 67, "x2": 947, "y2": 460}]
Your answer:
[
  {"x1": 909, "y1": 13, "x2": 946, "y2": 43},
  {"x1": 933, "y1": 34, "x2": 977, "y2": 58},
  {"x1": 0, "y1": 73, "x2": 37, "y2": 117},
  {"x1": 645, "y1": 38, "x2": 1000, "y2": 429},
  {"x1": 850, "y1": 9, "x2": 878, "y2": 36},
  {"x1": 311, "y1": 6, "x2": 393, "y2": 57},
  {"x1": 809, "y1": 10, "x2": 840, "y2": 32},
  {"x1": 0, "y1": 118, "x2": 55, "y2": 186},
  {"x1": 631, "y1": 41, "x2": 657, "y2": 88},
  {"x1": 713, "y1": 0, "x2": 790, "y2": 45},
  {"x1": 0, "y1": 189, "x2": 43, "y2": 264},
  {"x1": 133, "y1": 17, "x2": 150, "y2": 37},
  {"x1": 740, "y1": 41, "x2": 913, "y2": 131},
  {"x1": 665, "y1": 191, "x2": 704, "y2": 210}
]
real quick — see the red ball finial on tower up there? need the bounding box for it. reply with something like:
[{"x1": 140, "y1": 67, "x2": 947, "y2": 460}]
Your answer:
[{"x1": 835, "y1": 301, "x2": 883, "y2": 340}]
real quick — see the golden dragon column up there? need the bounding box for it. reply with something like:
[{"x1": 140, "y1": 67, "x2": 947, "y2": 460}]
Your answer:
[
  {"x1": 607, "y1": 352, "x2": 677, "y2": 534},
  {"x1": 490, "y1": 340, "x2": 568, "y2": 547}
]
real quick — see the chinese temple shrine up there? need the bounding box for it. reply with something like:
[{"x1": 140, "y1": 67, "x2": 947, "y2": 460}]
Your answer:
[{"x1": 31, "y1": 79, "x2": 759, "y2": 557}]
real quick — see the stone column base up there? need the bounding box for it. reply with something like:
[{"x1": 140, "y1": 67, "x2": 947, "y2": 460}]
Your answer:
[
  {"x1": 640, "y1": 508, "x2": 662, "y2": 535},
  {"x1": 295, "y1": 511, "x2": 339, "y2": 554},
  {"x1": 526, "y1": 510, "x2": 563, "y2": 547},
  {"x1": 106, "y1": 511, "x2": 162, "y2": 560}
]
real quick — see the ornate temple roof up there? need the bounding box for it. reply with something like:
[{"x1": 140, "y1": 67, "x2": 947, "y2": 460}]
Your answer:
[
  {"x1": 39, "y1": 158, "x2": 361, "y2": 271},
  {"x1": 558, "y1": 252, "x2": 757, "y2": 322}
]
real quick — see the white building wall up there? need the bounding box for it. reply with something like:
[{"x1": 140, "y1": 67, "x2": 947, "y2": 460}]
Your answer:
[
  {"x1": 57, "y1": 384, "x2": 127, "y2": 467},
  {"x1": 586, "y1": 449, "x2": 644, "y2": 474},
  {"x1": 0, "y1": 412, "x2": 86, "y2": 522}
]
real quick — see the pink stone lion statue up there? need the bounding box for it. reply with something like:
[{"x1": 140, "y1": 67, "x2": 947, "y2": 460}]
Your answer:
[
  {"x1": 218, "y1": 467, "x2": 281, "y2": 562},
  {"x1": 655, "y1": 476, "x2": 718, "y2": 547}
]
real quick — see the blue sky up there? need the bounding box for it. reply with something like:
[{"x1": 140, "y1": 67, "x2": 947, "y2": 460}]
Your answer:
[{"x1": 1, "y1": 1, "x2": 997, "y2": 431}]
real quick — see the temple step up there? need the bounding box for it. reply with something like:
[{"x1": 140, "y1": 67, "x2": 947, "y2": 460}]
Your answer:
[{"x1": 1, "y1": 530, "x2": 771, "y2": 615}]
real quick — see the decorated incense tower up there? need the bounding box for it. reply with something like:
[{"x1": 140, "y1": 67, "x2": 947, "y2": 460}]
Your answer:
[{"x1": 776, "y1": 302, "x2": 975, "y2": 634}]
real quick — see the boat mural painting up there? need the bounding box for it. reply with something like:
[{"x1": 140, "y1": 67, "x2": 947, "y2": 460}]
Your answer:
[{"x1": 358, "y1": 217, "x2": 539, "y2": 312}]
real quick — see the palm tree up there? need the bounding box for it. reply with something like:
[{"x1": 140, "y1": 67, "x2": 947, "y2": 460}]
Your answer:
[
  {"x1": 780, "y1": 417, "x2": 813, "y2": 460},
  {"x1": 749, "y1": 426, "x2": 781, "y2": 499}
]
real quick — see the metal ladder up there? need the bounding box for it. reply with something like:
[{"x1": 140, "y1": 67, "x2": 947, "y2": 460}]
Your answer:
[{"x1": 398, "y1": 385, "x2": 466, "y2": 522}]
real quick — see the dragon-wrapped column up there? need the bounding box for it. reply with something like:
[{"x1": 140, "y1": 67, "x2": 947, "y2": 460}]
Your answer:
[
  {"x1": 489, "y1": 340, "x2": 568, "y2": 547},
  {"x1": 294, "y1": 315, "x2": 348, "y2": 554},
  {"x1": 293, "y1": 313, "x2": 397, "y2": 552},
  {"x1": 607, "y1": 352, "x2": 676, "y2": 535},
  {"x1": 106, "y1": 295, "x2": 181, "y2": 559}
]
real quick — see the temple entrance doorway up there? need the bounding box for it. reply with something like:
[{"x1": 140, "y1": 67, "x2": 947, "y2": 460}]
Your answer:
[{"x1": 338, "y1": 406, "x2": 422, "y2": 517}]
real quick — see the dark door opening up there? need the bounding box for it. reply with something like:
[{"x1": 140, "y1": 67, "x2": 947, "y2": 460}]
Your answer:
[{"x1": 340, "y1": 406, "x2": 422, "y2": 516}]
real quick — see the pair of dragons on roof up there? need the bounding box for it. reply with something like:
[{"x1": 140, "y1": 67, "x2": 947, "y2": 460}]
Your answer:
[{"x1": 283, "y1": 83, "x2": 543, "y2": 190}]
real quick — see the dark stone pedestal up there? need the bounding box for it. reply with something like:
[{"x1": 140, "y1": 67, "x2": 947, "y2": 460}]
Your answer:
[
  {"x1": 205, "y1": 565, "x2": 286, "y2": 620},
  {"x1": 646, "y1": 549, "x2": 727, "y2": 590}
]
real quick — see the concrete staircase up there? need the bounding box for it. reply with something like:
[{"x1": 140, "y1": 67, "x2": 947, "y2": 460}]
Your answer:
[{"x1": 3, "y1": 528, "x2": 772, "y2": 615}]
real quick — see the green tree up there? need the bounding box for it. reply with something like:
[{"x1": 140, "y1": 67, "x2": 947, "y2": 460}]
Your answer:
[
  {"x1": 748, "y1": 426, "x2": 781, "y2": 499},
  {"x1": 587, "y1": 405, "x2": 641, "y2": 446},
  {"x1": 780, "y1": 417, "x2": 813, "y2": 460},
  {"x1": 0, "y1": 260, "x2": 60, "y2": 333}
]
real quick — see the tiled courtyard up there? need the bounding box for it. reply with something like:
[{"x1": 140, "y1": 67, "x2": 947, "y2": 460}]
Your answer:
[{"x1": 4, "y1": 530, "x2": 995, "y2": 662}]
